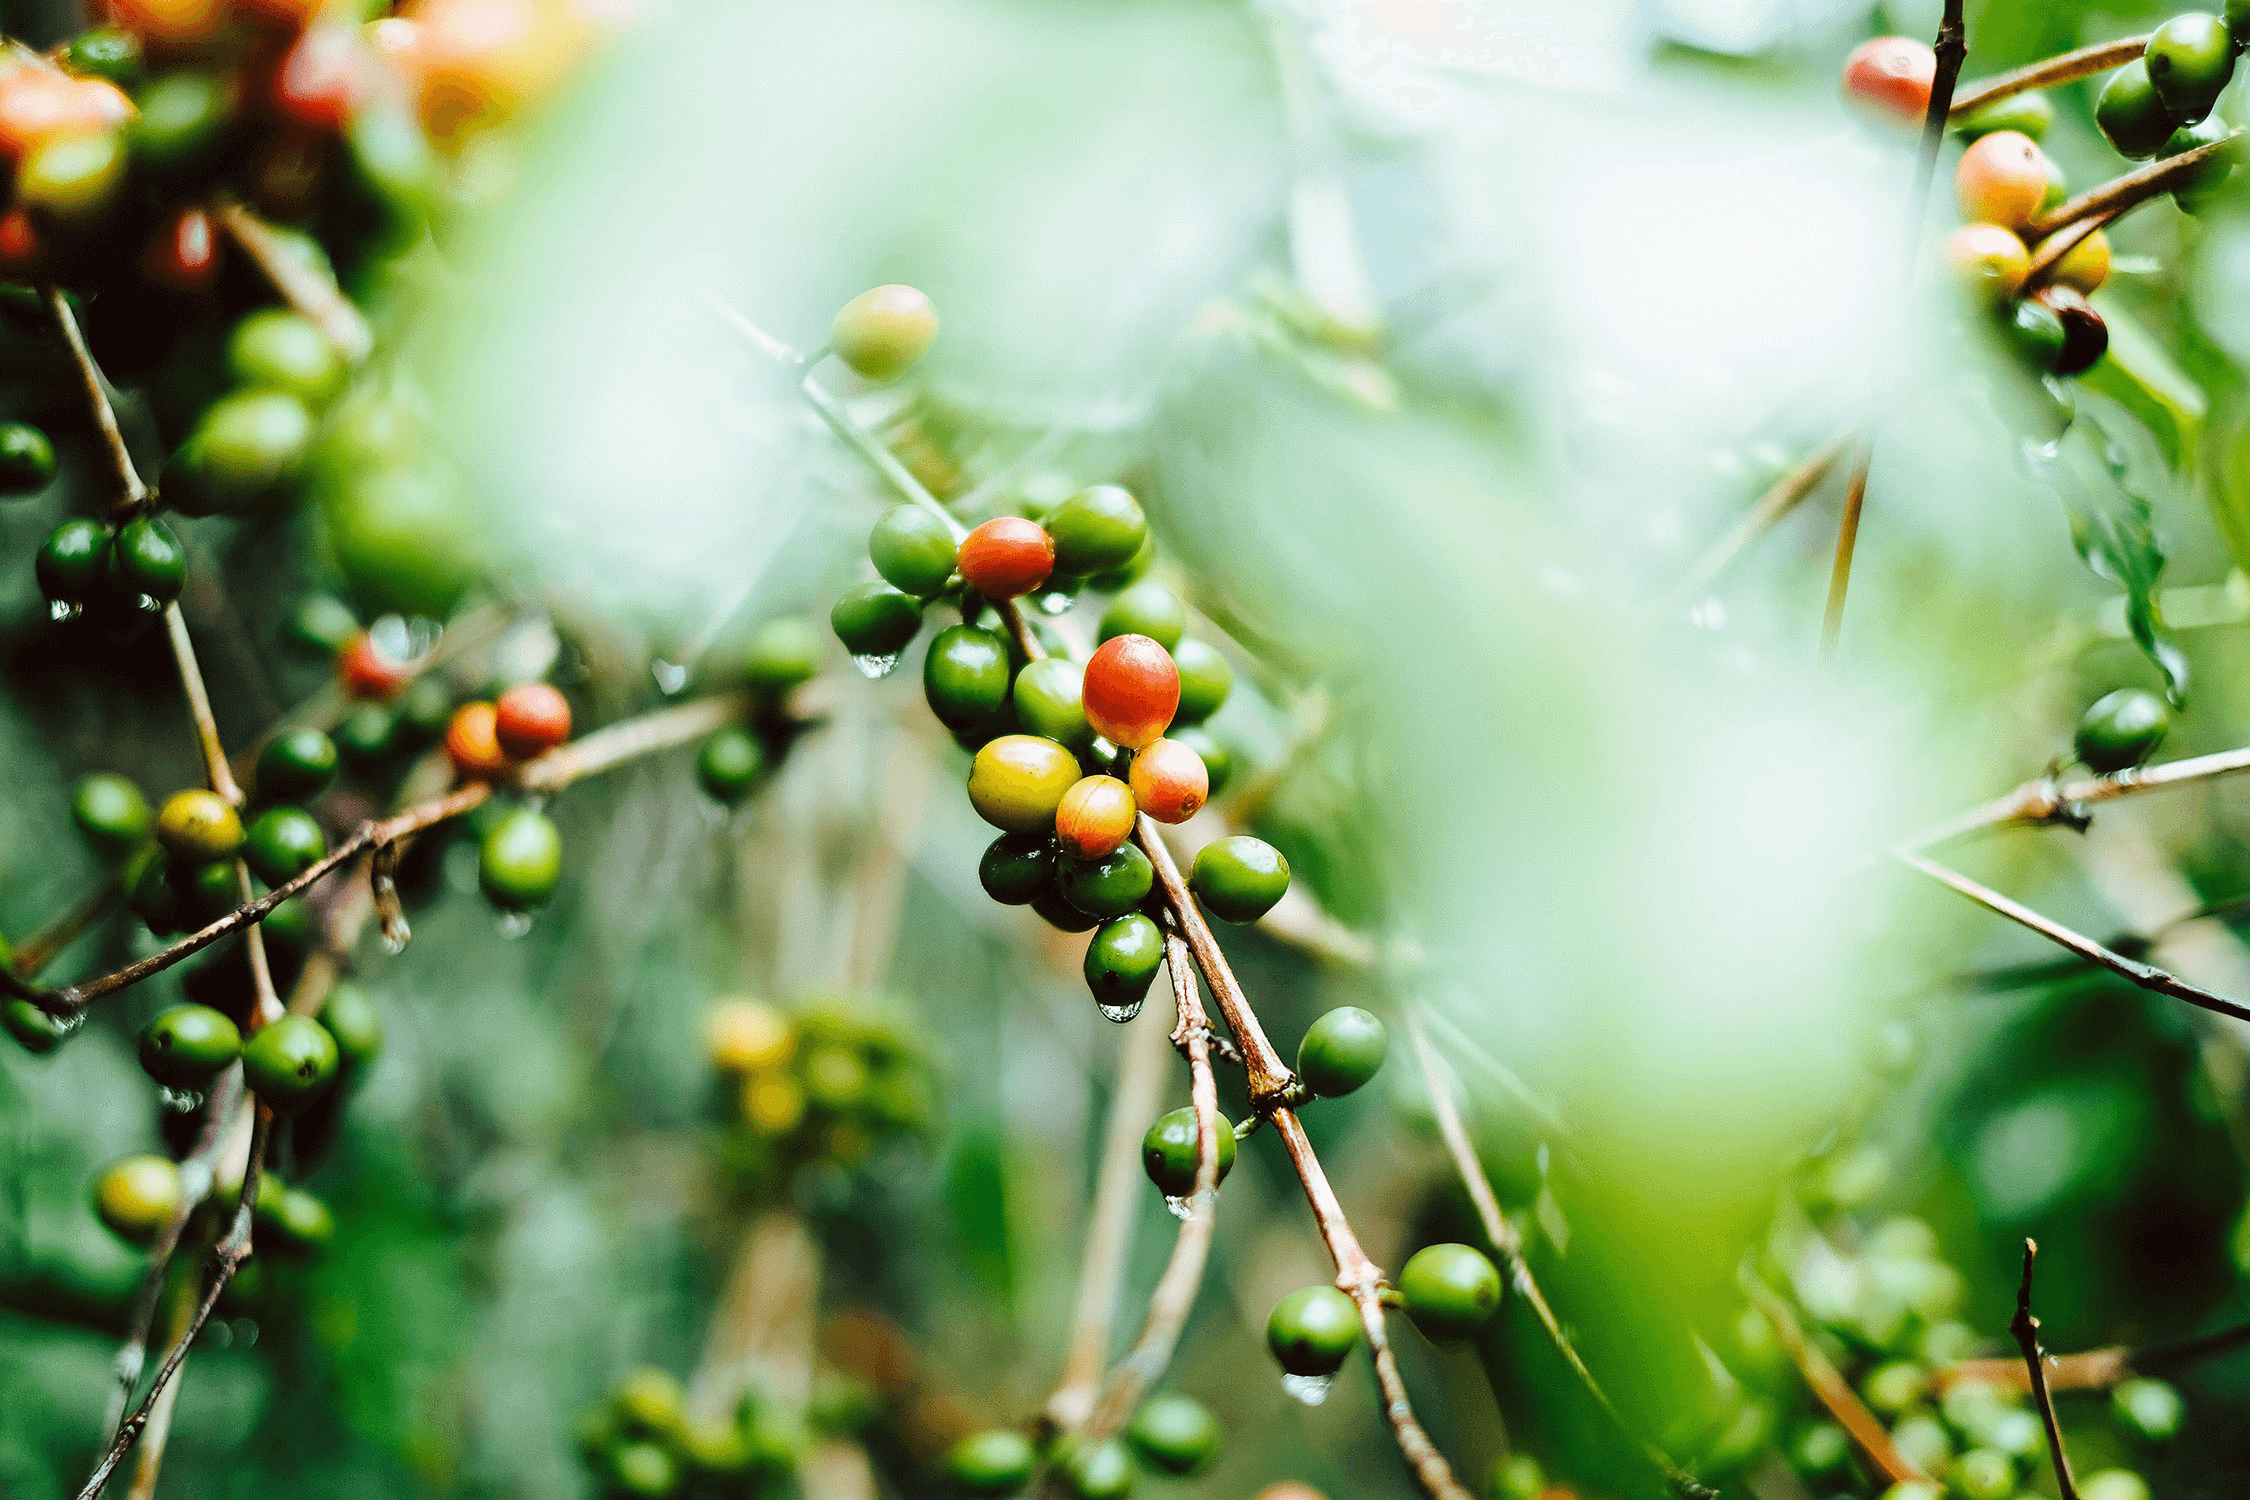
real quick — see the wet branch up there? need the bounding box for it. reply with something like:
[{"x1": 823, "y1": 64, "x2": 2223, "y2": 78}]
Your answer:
[{"x1": 2011, "y1": 1240, "x2": 2081, "y2": 1500}]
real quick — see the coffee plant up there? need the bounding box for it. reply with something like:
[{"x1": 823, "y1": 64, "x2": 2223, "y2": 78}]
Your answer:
[{"x1": 14, "y1": 1, "x2": 2250, "y2": 1499}]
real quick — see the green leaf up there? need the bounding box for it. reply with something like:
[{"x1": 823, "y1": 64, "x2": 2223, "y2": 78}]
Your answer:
[
  {"x1": 2083, "y1": 295, "x2": 2207, "y2": 469},
  {"x1": 2049, "y1": 397, "x2": 2190, "y2": 703}
]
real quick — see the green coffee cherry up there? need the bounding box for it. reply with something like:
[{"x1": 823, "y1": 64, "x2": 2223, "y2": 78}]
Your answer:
[
  {"x1": 1267, "y1": 1285, "x2": 1359, "y2": 1376},
  {"x1": 1098, "y1": 579, "x2": 1186, "y2": 652},
  {"x1": 1141, "y1": 1104, "x2": 1235, "y2": 1197},
  {"x1": 20, "y1": 130, "x2": 124, "y2": 219},
  {"x1": 2001, "y1": 298, "x2": 2066, "y2": 373},
  {"x1": 830, "y1": 581, "x2": 923, "y2": 659},
  {"x1": 697, "y1": 725, "x2": 765, "y2": 805},
  {"x1": 66, "y1": 26, "x2": 141, "y2": 85},
  {"x1": 1058, "y1": 843, "x2": 1153, "y2": 919},
  {"x1": 1012, "y1": 657, "x2": 1091, "y2": 747},
  {"x1": 1088, "y1": 530, "x2": 1155, "y2": 593},
  {"x1": 1169, "y1": 638, "x2": 1231, "y2": 724},
  {"x1": 5, "y1": 998, "x2": 72, "y2": 1054},
  {"x1": 131, "y1": 72, "x2": 229, "y2": 173},
  {"x1": 1047, "y1": 485, "x2": 1148, "y2": 576},
  {"x1": 2075, "y1": 688, "x2": 2169, "y2": 772},
  {"x1": 1790, "y1": 1423, "x2": 1851, "y2": 1480},
  {"x1": 94, "y1": 1155, "x2": 180, "y2": 1242},
  {"x1": 262, "y1": 1186, "x2": 336, "y2": 1251},
  {"x1": 1953, "y1": 1448, "x2": 2015, "y2": 1500},
  {"x1": 182, "y1": 859, "x2": 238, "y2": 923},
  {"x1": 870, "y1": 505, "x2": 959, "y2": 597},
  {"x1": 195, "y1": 389, "x2": 316, "y2": 496},
  {"x1": 979, "y1": 832, "x2": 1056, "y2": 905},
  {"x1": 139, "y1": 1003, "x2": 242, "y2": 1087},
  {"x1": 290, "y1": 593, "x2": 360, "y2": 654},
  {"x1": 130, "y1": 857, "x2": 185, "y2": 936},
  {"x1": 2163, "y1": 115, "x2": 2238, "y2": 213},
  {"x1": 72, "y1": 772, "x2": 152, "y2": 856},
  {"x1": 2096, "y1": 61, "x2": 2177, "y2": 159},
  {"x1": 745, "y1": 614, "x2": 823, "y2": 697},
  {"x1": 1955, "y1": 89, "x2": 2053, "y2": 142},
  {"x1": 37, "y1": 519, "x2": 112, "y2": 607},
  {"x1": 1085, "y1": 912, "x2": 1164, "y2": 1011},
  {"x1": 945, "y1": 1429, "x2": 1035, "y2": 1497},
  {"x1": 0, "y1": 422, "x2": 55, "y2": 494},
  {"x1": 256, "y1": 728, "x2": 340, "y2": 804},
  {"x1": 1399, "y1": 1243, "x2": 1501, "y2": 1341},
  {"x1": 106, "y1": 518, "x2": 185, "y2": 606},
  {"x1": 924, "y1": 624, "x2": 1013, "y2": 730},
  {"x1": 1298, "y1": 1006, "x2": 1386, "y2": 1097},
  {"x1": 610, "y1": 1442, "x2": 679, "y2": 1498},
  {"x1": 480, "y1": 807, "x2": 563, "y2": 909},
  {"x1": 1189, "y1": 836, "x2": 1289, "y2": 923},
  {"x1": 1061, "y1": 1437, "x2": 1133, "y2": 1499},
  {"x1": 243, "y1": 806, "x2": 327, "y2": 885},
  {"x1": 1124, "y1": 1392, "x2": 1217, "y2": 1476},
  {"x1": 2146, "y1": 12, "x2": 2234, "y2": 124},
  {"x1": 334, "y1": 704, "x2": 396, "y2": 764},
  {"x1": 2112, "y1": 1377, "x2": 2184, "y2": 1442},
  {"x1": 1031, "y1": 889, "x2": 1101, "y2": 932},
  {"x1": 2078, "y1": 1471, "x2": 2151, "y2": 1500},
  {"x1": 243, "y1": 1015, "x2": 340, "y2": 1110},
  {"x1": 228, "y1": 310, "x2": 346, "y2": 408},
  {"x1": 321, "y1": 980, "x2": 384, "y2": 1070}
]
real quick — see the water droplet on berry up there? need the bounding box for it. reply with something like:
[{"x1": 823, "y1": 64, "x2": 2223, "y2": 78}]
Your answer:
[
  {"x1": 496, "y1": 910, "x2": 536, "y2": 939},
  {"x1": 1163, "y1": 1194, "x2": 1191, "y2": 1221},
  {"x1": 651, "y1": 659, "x2": 688, "y2": 694},
  {"x1": 1280, "y1": 1372, "x2": 1336, "y2": 1406},
  {"x1": 158, "y1": 1085, "x2": 204, "y2": 1113},
  {"x1": 48, "y1": 599, "x2": 77, "y2": 623},
  {"x1": 54, "y1": 1009, "x2": 87, "y2": 1038},
  {"x1": 851, "y1": 652, "x2": 900, "y2": 680},
  {"x1": 1096, "y1": 998, "x2": 1144, "y2": 1024},
  {"x1": 1035, "y1": 590, "x2": 1075, "y2": 616}
]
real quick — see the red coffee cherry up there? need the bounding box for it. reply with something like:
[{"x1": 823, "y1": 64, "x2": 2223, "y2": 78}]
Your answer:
[
  {"x1": 271, "y1": 24, "x2": 363, "y2": 133},
  {"x1": 446, "y1": 702, "x2": 510, "y2": 779},
  {"x1": 1083, "y1": 635, "x2": 1179, "y2": 750},
  {"x1": 143, "y1": 207, "x2": 220, "y2": 292},
  {"x1": 1129, "y1": 738, "x2": 1208, "y2": 825},
  {"x1": 1841, "y1": 36, "x2": 1935, "y2": 128},
  {"x1": 1955, "y1": 131, "x2": 2049, "y2": 230},
  {"x1": 957, "y1": 517, "x2": 1054, "y2": 600},
  {"x1": 494, "y1": 682, "x2": 572, "y2": 759},
  {"x1": 1055, "y1": 775, "x2": 1137, "y2": 859},
  {"x1": 338, "y1": 629, "x2": 413, "y2": 701}
]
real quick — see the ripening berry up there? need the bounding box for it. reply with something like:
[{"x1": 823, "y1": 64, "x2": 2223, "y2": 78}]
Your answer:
[
  {"x1": 2096, "y1": 61, "x2": 2176, "y2": 159},
  {"x1": 831, "y1": 285, "x2": 938, "y2": 383},
  {"x1": 0, "y1": 208, "x2": 42, "y2": 281},
  {"x1": 707, "y1": 999, "x2": 794, "y2": 1073},
  {"x1": 1141, "y1": 1104, "x2": 1236, "y2": 1197},
  {"x1": 339, "y1": 629, "x2": 413, "y2": 700},
  {"x1": 1943, "y1": 223, "x2": 2029, "y2": 304},
  {"x1": 242, "y1": 1014, "x2": 341, "y2": 1111},
  {"x1": 2033, "y1": 286, "x2": 2109, "y2": 376},
  {"x1": 18, "y1": 128, "x2": 127, "y2": 220},
  {"x1": 2146, "y1": 12, "x2": 2235, "y2": 124},
  {"x1": 1955, "y1": 131, "x2": 2049, "y2": 230},
  {"x1": 446, "y1": 702, "x2": 510, "y2": 779},
  {"x1": 967, "y1": 734, "x2": 1081, "y2": 833},
  {"x1": 957, "y1": 516, "x2": 1054, "y2": 599},
  {"x1": 1266, "y1": 1286, "x2": 1359, "y2": 1376},
  {"x1": 1297, "y1": 1006, "x2": 1387, "y2": 1096},
  {"x1": 157, "y1": 788, "x2": 242, "y2": 862},
  {"x1": 1954, "y1": 89, "x2": 2053, "y2": 143},
  {"x1": 2052, "y1": 228, "x2": 2111, "y2": 295},
  {"x1": 271, "y1": 24, "x2": 361, "y2": 133},
  {"x1": 2075, "y1": 688, "x2": 2168, "y2": 772},
  {"x1": 495, "y1": 682, "x2": 572, "y2": 759},
  {"x1": 143, "y1": 206, "x2": 220, "y2": 291},
  {"x1": 0, "y1": 73, "x2": 130, "y2": 161},
  {"x1": 1128, "y1": 738, "x2": 1207, "y2": 825},
  {"x1": 1841, "y1": 36, "x2": 1936, "y2": 128},
  {"x1": 104, "y1": 0, "x2": 227, "y2": 47},
  {"x1": 94, "y1": 1155, "x2": 180, "y2": 1243},
  {"x1": 1083, "y1": 634, "x2": 1180, "y2": 749},
  {"x1": 1054, "y1": 775, "x2": 1136, "y2": 860},
  {"x1": 946, "y1": 1431, "x2": 1036, "y2": 1498}
]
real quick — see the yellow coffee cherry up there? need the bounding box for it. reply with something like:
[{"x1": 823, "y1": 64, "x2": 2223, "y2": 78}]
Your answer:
[
  {"x1": 830, "y1": 284, "x2": 938, "y2": 383},
  {"x1": 94, "y1": 1154, "x2": 181, "y2": 1244},
  {"x1": 156, "y1": 788, "x2": 243, "y2": 863},
  {"x1": 2052, "y1": 228, "x2": 2111, "y2": 296},
  {"x1": 744, "y1": 1071, "x2": 806, "y2": 1135},
  {"x1": 706, "y1": 998, "x2": 794, "y2": 1073}
]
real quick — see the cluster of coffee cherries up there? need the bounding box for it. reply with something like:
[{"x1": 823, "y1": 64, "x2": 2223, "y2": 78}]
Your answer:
[
  {"x1": 704, "y1": 998, "x2": 934, "y2": 1193},
  {"x1": 572, "y1": 1367, "x2": 802, "y2": 1500},
  {"x1": 942, "y1": 1391, "x2": 1224, "y2": 1498},
  {"x1": 693, "y1": 617, "x2": 822, "y2": 810}
]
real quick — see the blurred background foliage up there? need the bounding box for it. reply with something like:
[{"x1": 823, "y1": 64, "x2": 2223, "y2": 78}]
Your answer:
[{"x1": 10, "y1": 0, "x2": 2250, "y2": 1498}]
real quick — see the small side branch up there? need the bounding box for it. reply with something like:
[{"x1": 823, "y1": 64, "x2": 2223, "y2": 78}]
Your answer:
[
  {"x1": 1939, "y1": 1318, "x2": 2250, "y2": 1394},
  {"x1": 1949, "y1": 36, "x2": 2149, "y2": 119},
  {"x1": 1741, "y1": 1274, "x2": 1926, "y2": 1485},
  {"x1": 2011, "y1": 1240, "x2": 2081, "y2": 1500},
  {"x1": 2025, "y1": 134, "x2": 2242, "y2": 242},
  {"x1": 164, "y1": 604, "x2": 243, "y2": 806},
  {"x1": 43, "y1": 284, "x2": 149, "y2": 514},
  {"x1": 212, "y1": 197, "x2": 372, "y2": 362}
]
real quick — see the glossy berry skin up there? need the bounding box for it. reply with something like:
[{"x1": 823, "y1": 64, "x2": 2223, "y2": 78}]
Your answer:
[
  {"x1": 2052, "y1": 228, "x2": 2111, "y2": 296},
  {"x1": 1083, "y1": 635, "x2": 1180, "y2": 750},
  {"x1": 157, "y1": 789, "x2": 242, "y2": 863},
  {"x1": 446, "y1": 702, "x2": 511, "y2": 779},
  {"x1": 1129, "y1": 738, "x2": 1208, "y2": 825},
  {"x1": 37, "y1": 519, "x2": 111, "y2": 606},
  {"x1": 229, "y1": 310, "x2": 346, "y2": 407},
  {"x1": 1062, "y1": 1438, "x2": 1134, "y2": 1500},
  {"x1": 1055, "y1": 775, "x2": 1137, "y2": 860},
  {"x1": 2163, "y1": 116, "x2": 2237, "y2": 214},
  {"x1": 243, "y1": 806, "x2": 327, "y2": 886},
  {"x1": 5, "y1": 997, "x2": 70, "y2": 1054},
  {"x1": 1943, "y1": 224, "x2": 2029, "y2": 304},
  {"x1": 831, "y1": 284, "x2": 938, "y2": 382},
  {"x1": 1059, "y1": 841, "x2": 1153, "y2": 918},
  {"x1": 2034, "y1": 286, "x2": 2109, "y2": 376},
  {"x1": 291, "y1": 594, "x2": 359, "y2": 654},
  {"x1": 979, "y1": 831, "x2": 1057, "y2": 904},
  {"x1": 1013, "y1": 656, "x2": 1091, "y2": 747},
  {"x1": 923, "y1": 624, "x2": 1013, "y2": 730},
  {"x1": 2000, "y1": 299, "x2": 2066, "y2": 374},
  {"x1": 1298, "y1": 1006, "x2": 1387, "y2": 1096},
  {"x1": 1141, "y1": 1103, "x2": 1236, "y2": 1197},
  {"x1": 72, "y1": 773, "x2": 152, "y2": 855},
  {"x1": 480, "y1": 807, "x2": 563, "y2": 909},
  {"x1": 1085, "y1": 911, "x2": 1164, "y2": 1009},
  {"x1": 2112, "y1": 1377, "x2": 2184, "y2": 1442},
  {"x1": 2096, "y1": 61, "x2": 2177, "y2": 159},
  {"x1": 495, "y1": 682, "x2": 572, "y2": 759},
  {"x1": 109, "y1": 518, "x2": 185, "y2": 604},
  {"x1": 339, "y1": 630, "x2": 413, "y2": 701},
  {"x1": 968, "y1": 735, "x2": 1081, "y2": 833},
  {"x1": 2075, "y1": 688, "x2": 2169, "y2": 772},
  {"x1": 2146, "y1": 12, "x2": 2234, "y2": 124},
  {"x1": 1398, "y1": 1243, "x2": 1502, "y2": 1341},
  {"x1": 1169, "y1": 638, "x2": 1231, "y2": 724},
  {"x1": 1841, "y1": 36, "x2": 1934, "y2": 128},
  {"x1": 1098, "y1": 579, "x2": 1187, "y2": 652},
  {"x1": 1266, "y1": 1285, "x2": 1359, "y2": 1376},
  {"x1": 184, "y1": 859, "x2": 239, "y2": 922},
  {"x1": 0, "y1": 421, "x2": 54, "y2": 493},
  {"x1": 139, "y1": 1003, "x2": 242, "y2": 1087},
  {"x1": 256, "y1": 728, "x2": 339, "y2": 805},
  {"x1": 869, "y1": 504, "x2": 959, "y2": 597},
  {"x1": 1031, "y1": 889, "x2": 1101, "y2": 932},
  {"x1": 1126, "y1": 1393, "x2": 1219, "y2": 1476},
  {"x1": 243, "y1": 1014, "x2": 340, "y2": 1110},
  {"x1": 94, "y1": 1155, "x2": 181, "y2": 1243},
  {"x1": 1168, "y1": 726, "x2": 1232, "y2": 799},
  {"x1": 1047, "y1": 485, "x2": 1148, "y2": 576},
  {"x1": 1955, "y1": 131, "x2": 2048, "y2": 230},
  {"x1": 264, "y1": 1187, "x2": 336, "y2": 1251},
  {"x1": 829, "y1": 580, "x2": 923, "y2": 658},
  {"x1": 321, "y1": 981, "x2": 384, "y2": 1069},
  {"x1": 334, "y1": 705, "x2": 395, "y2": 764},
  {"x1": 957, "y1": 516, "x2": 1054, "y2": 599},
  {"x1": 1190, "y1": 836, "x2": 1289, "y2": 924},
  {"x1": 697, "y1": 725, "x2": 765, "y2": 805},
  {"x1": 1954, "y1": 89, "x2": 2052, "y2": 142},
  {"x1": 946, "y1": 1430, "x2": 1036, "y2": 1497},
  {"x1": 66, "y1": 27, "x2": 143, "y2": 86}
]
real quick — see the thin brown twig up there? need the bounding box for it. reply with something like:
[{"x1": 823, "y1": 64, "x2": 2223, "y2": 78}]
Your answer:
[
  {"x1": 42, "y1": 284, "x2": 149, "y2": 514},
  {"x1": 1401, "y1": 1008, "x2": 1712, "y2": 1499},
  {"x1": 1820, "y1": 443, "x2": 1875, "y2": 659},
  {"x1": 1134, "y1": 819, "x2": 1296, "y2": 1106},
  {"x1": 124, "y1": 1263, "x2": 201, "y2": 1500},
  {"x1": 1740, "y1": 1274, "x2": 1925, "y2": 1485},
  {"x1": 2024, "y1": 210, "x2": 2121, "y2": 293},
  {"x1": 2024, "y1": 133, "x2": 2241, "y2": 242},
  {"x1": 2011, "y1": 1240, "x2": 2081, "y2": 1500},
  {"x1": 212, "y1": 196, "x2": 373, "y2": 363},
  {"x1": 1909, "y1": 743, "x2": 2250, "y2": 851},
  {"x1": 1948, "y1": 36, "x2": 2149, "y2": 119},
  {"x1": 1664, "y1": 437, "x2": 1849, "y2": 612},
  {"x1": 1938, "y1": 1318, "x2": 2250, "y2": 1394}
]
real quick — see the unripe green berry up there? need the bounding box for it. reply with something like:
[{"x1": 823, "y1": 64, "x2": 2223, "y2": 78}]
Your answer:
[
  {"x1": 2095, "y1": 61, "x2": 2177, "y2": 159},
  {"x1": 746, "y1": 615, "x2": 823, "y2": 696},
  {"x1": 1398, "y1": 1243, "x2": 1502, "y2": 1341},
  {"x1": 229, "y1": 310, "x2": 346, "y2": 408},
  {"x1": 1047, "y1": 485, "x2": 1148, "y2": 576},
  {"x1": 0, "y1": 422, "x2": 55, "y2": 494},
  {"x1": 945, "y1": 1429, "x2": 1035, "y2": 1497},
  {"x1": 243, "y1": 805, "x2": 327, "y2": 886},
  {"x1": 1085, "y1": 912, "x2": 1164, "y2": 1011},
  {"x1": 1189, "y1": 835, "x2": 1289, "y2": 923},
  {"x1": 2112, "y1": 1378, "x2": 2184, "y2": 1443},
  {"x1": 1298, "y1": 1006, "x2": 1387, "y2": 1097},
  {"x1": 256, "y1": 727, "x2": 340, "y2": 804},
  {"x1": 979, "y1": 832, "x2": 1056, "y2": 905},
  {"x1": 242, "y1": 1014, "x2": 340, "y2": 1110},
  {"x1": 2075, "y1": 689, "x2": 2168, "y2": 772},
  {"x1": 924, "y1": 624, "x2": 1012, "y2": 731},
  {"x1": 321, "y1": 980, "x2": 384, "y2": 1070},
  {"x1": 697, "y1": 725, "x2": 766, "y2": 805},
  {"x1": 37, "y1": 519, "x2": 112, "y2": 606},
  {"x1": 831, "y1": 285, "x2": 937, "y2": 383},
  {"x1": 72, "y1": 772, "x2": 152, "y2": 856},
  {"x1": 1058, "y1": 842, "x2": 1153, "y2": 919},
  {"x1": 869, "y1": 504, "x2": 959, "y2": 597},
  {"x1": 1098, "y1": 579, "x2": 1186, "y2": 652},
  {"x1": 830, "y1": 581, "x2": 923, "y2": 659},
  {"x1": 139, "y1": 1003, "x2": 242, "y2": 1087},
  {"x1": 1141, "y1": 1103, "x2": 1235, "y2": 1197},
  {"x1": 1125, "y1": 1392, "x2": 1218, "y2": 1475},
  {"x1": 1011, "y1": 656, "x2": 1091, "y2": 747},
  {"x1": 2145, "y1": 12, "x2": 2234, "y2": 125},
  {"x1": 1266, "y1": 1285, "x2": 1359, "y2": 1376},
  {"x1": 480, "y1": 807, "x2": 563, "y2": 909}
]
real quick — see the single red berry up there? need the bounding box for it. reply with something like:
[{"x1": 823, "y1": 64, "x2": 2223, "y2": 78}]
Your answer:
[
  {"x1": 1055, "y1": 775, "x2": 1137, "y2": 859},
  {"x1": 1083, "y1": 635, "x2": 1180, "y2": 750},
  {"x1": 270, "y1": 24, "x2": 361, "y2": 132},
  {"x1": 957, "y1": 517, "x2": 1054, "y2": 600},
  {"x1": 494, "y1": 682, "x2": 572, "y2": 759},
  {"x1": 0, "y1": 208, "x2": 43, "y2": 281},
  {"x1": 143, "y1": 207, "x2": 220, "y2": 292},
  {"x1": 1129, "y1": 738, "x2": 1208, "y2": 825},
  {"x1": 338, "y1": 630, "x2": 413, "y2": 701},
  {"x1": 1841, "y1": 36, "x2": 1935, "y2": 128},
  {"x1": 446, "y1": 702, "x2": 509, "y2": 779}
]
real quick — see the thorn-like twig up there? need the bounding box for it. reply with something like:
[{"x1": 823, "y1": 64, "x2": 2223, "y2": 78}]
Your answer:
[{"x1": 2011, "y1": 1240, "x2": 2081, "y2": 1500}]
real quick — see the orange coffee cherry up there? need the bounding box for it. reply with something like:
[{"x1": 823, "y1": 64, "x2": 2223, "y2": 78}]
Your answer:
[
  {"x1": 1955, "y1": 131, "x2": 2049, "y2": 230},
  {"x1": 337, "y1": 629, "x2": 413, "y2": 700},
  {"x1": 494, "y1": 682, "x2": 572, "y2": 759},
  {"x1": 1943, "y1": 223, "x2": 2029, "y2": 304},
  {"x1": 445, "y1": 702, "x2": 510, "y2": 779},
  {"x1": 1055, "y1": 775, "x2": 1136, "y2": 860},
  {"x1": 1129, "y1": 738, "x2": 1208, "y2": 825},
  {"x1": 1082, "y1": 634, "x2": 1179, "y2": 749},
  {"x1": 957, "y1": 516, "x2": 1054, "y2": 599},
  {"x1": 1841, "y1": 36, "x2": 1935, "y2": 128}
]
